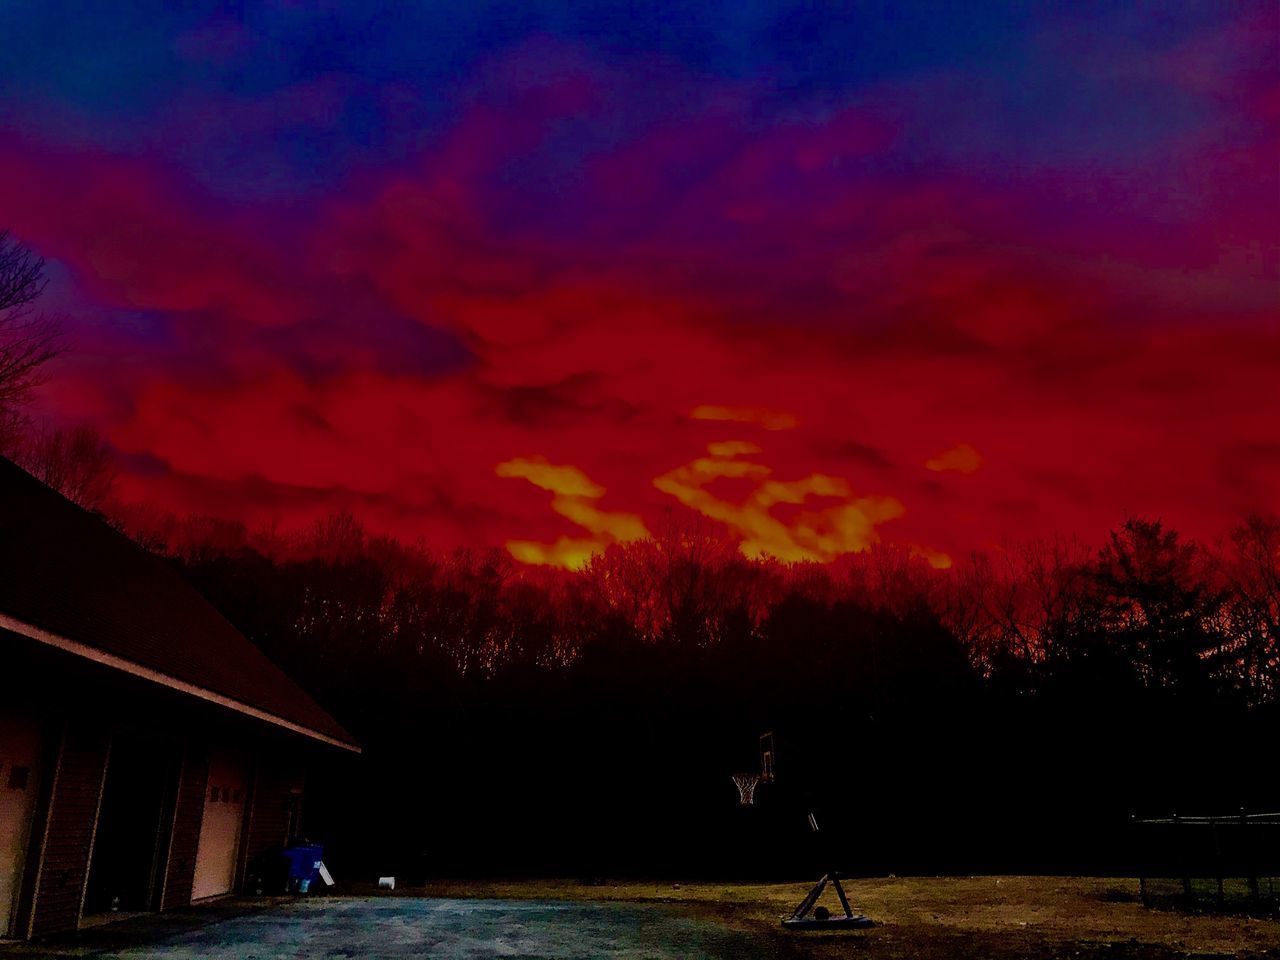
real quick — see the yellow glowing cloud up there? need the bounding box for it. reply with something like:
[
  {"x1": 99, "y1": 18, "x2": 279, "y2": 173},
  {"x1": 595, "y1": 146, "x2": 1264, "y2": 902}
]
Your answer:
[
  {"x1": 496, "y1": 457, "x2": 649, "y2": 568},
  {"x1": 925, "y1": 442, "x2": 983, "y2": 474},
  {"x1": 495, "y1": 457, "x2": 605, "y2": 497},
  {"x1": 910, "y1": 545, "x2": 954, "y2": 569},
  {"x1": 706, "y1": 440, "x2": 762, "y2": 458},
  {"x1": 653, "y1": 443, "x2": 903, "y2": 562},
  {"x1": 505, "y1": 537, "x2": 603, "y2": 570},
  {"x1": 691, "y1": 405, "x2": 799, "y2": 431}
]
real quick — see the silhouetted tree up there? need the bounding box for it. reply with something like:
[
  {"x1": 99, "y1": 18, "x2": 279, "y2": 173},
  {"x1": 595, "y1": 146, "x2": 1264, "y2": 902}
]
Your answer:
[
  {"x1": 1090, "y1": 518, "x2": 1224, "y2": 694},
  {"x1": 11, "y1": 423, "x2": 117, "y2": 510},
  {"x1": 950, "y1": 536, "x2": 1093, "y2": 692},
  {"x1": 0, "y1": 231, "x2": 63, "y2": 443},
  {"x1": 1219, "y1": 514, "x2": 1280, "y2": 705}
]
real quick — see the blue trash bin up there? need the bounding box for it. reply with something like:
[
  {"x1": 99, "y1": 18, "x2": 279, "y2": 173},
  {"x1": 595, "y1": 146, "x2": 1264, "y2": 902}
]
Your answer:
[{"x1": 282, "y1": 844, "x2": 323, "y2": 893}]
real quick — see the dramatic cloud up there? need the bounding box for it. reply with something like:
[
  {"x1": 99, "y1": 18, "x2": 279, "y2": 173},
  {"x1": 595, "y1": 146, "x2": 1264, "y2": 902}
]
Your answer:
[
  {"x1": 655, "y1": 440, "x2": 906, "y2": 563},
  {"x1": 1, "y1": 3, "x2": 1276, "y2": 567},
  {"x1": 496, "y1": 456, "x2": 648, "y2": 567}
]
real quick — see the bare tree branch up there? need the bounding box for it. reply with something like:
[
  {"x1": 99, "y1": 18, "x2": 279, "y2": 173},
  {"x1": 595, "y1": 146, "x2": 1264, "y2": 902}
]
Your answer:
[
  {"x1": 0, "y1": 230, "x2": 64, "y2": 413},
  {"x1": 11, "y1": 422, "x2": 118, "y2": 510}
]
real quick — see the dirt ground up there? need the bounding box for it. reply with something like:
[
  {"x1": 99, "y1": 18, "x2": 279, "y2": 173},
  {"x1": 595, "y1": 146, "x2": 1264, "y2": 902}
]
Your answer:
[
  {"x1": 406, "y1": 876, "x2": 1280, "y2": 959},
  {"x1": 3, "y1": 878, "x2": 1276, "y2": 959}
]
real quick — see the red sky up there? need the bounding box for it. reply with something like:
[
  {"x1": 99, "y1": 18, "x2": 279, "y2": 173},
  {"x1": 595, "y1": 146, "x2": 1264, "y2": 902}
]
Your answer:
[{"x1": 2, "y1": 5, "x2": 1277, "y2": 568}]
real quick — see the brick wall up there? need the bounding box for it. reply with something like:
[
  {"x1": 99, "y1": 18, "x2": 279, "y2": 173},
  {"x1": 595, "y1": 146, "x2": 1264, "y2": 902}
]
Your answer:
[
  {"x1": 26, "y1": 721, "x2": 109, "y2": 938},
  {"x1": 159, "y1": 743, "x2": 209, "y2": 910}
]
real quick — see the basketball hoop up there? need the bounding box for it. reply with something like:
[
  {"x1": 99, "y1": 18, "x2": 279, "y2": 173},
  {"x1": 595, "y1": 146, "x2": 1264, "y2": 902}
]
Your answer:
[{"x1": 732, "y1": 773, "x2": 760, "y2": 806}]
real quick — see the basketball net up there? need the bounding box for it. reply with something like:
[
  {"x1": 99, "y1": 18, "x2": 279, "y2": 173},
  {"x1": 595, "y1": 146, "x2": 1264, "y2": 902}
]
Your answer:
[{"x1": 732, "y1": 773, "x2": 761, "y2": 806}]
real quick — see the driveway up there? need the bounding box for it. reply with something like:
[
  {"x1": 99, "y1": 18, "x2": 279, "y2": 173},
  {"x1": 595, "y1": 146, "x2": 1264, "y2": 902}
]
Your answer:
[{"x1": 34, "y1": 897, "x2": 781, "y2": 959}]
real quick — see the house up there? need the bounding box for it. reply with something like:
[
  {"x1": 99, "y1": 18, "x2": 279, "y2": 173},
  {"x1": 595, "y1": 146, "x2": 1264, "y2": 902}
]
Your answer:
[{"x1": 0, "y1": 456, "x2": 359, "y2": 940}]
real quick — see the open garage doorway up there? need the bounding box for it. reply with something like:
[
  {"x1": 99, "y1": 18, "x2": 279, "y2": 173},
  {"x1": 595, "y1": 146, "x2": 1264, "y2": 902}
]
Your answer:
[
  {"x1": 0, "y1": 712, "x2": 45, "y2": 938},
  {"x1": 192, "y1": 750, "x2": 248, "y2": 901},
  {"x1": 83, "y1": 734, "x2": 180, "y2": 918}
]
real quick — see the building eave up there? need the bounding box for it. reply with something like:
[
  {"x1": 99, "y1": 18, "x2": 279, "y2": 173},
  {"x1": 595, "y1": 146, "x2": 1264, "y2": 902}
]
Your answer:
[{"x1": 0, "y1": 612, "x2": 361, "y2": 754}]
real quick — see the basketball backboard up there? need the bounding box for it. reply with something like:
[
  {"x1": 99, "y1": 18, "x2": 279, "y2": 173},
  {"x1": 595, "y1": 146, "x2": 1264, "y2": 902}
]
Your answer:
[{"x1": 759, "y1": 731, "x2": 776, "y2": 783}]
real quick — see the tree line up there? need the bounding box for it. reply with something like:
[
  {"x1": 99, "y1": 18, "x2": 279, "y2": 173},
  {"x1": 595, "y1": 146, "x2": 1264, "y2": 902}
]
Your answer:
[
  {"x1": 134, "y1": 508, "x2": 1278, "y2": 714},
  {"x1": 134, "y1": 510, "x2": 1274, "y2": 877}
]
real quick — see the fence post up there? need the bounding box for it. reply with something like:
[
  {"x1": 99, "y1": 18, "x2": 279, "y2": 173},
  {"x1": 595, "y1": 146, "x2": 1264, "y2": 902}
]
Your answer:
[
  {"x1": 1175, "y1": 813, "x2": 1192, "y2": 902},
  {"x1": 1211, "y1": 819, "x2": 1224, "y2": 908},
  {"x1": 1241, "y1": 807, "x2": 1259, "y2": 903},
  {"x1": 1131, "y1": 812, "x2": 1147, "y2": 907}
]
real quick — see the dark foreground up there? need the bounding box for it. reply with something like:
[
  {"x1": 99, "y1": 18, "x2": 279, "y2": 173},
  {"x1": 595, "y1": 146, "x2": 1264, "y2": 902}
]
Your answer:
[
  {"x1": 4, "y1": 880, "x2": 1278, "y2": 960},
  {"x1": 2, "y1": 897, "x2": 777, "y2": 960},
  {"x1": 412, "y1": 878, "x2": 1280, "y2": 960}
]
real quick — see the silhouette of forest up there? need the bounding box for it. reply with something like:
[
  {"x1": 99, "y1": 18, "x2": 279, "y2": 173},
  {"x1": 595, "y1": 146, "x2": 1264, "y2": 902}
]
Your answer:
[{"x1": 116, "y1": 507, "x2": 1279, "y2": 881}]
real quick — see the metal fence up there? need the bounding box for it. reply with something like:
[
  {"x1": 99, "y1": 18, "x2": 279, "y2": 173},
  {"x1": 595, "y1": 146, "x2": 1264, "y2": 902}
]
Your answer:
[{"x1": 1131, "y1": 811, "x2": 1280, "y2": 910}]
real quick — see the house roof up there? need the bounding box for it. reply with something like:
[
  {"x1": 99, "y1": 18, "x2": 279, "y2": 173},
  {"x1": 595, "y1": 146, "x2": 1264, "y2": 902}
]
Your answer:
[{"x1": 0, "y1": 456, "x2": 359, "y2": 752}]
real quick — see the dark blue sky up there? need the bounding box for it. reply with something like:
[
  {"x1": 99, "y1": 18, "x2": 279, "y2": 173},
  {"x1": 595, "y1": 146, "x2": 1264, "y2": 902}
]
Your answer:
[{"x1": 0, "y1": 1, "x2": 1225, "y2": 200}]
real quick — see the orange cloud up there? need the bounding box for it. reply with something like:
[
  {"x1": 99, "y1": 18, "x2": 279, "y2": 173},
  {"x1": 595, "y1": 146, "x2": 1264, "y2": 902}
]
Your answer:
[
  {"x1": 496, "y1": 457, "x2": 605, "y2": 498},
  {"x1": 909, "y1": 544, "x2": 954, "y2": 569},
  {"x1": 691, "y1": 405, "x2": 799, "y2": 431},
  {"x1": 653, "y1": 442, "x2": 904, "y2": 562},
  {"x1": 496, "y1": 456, "x2": 649, "y2": 568},
  {"x1": 926, "y1": 442, "x2": 984, "y2": 474},
  {"x1": 504, "y1": 536, "x2": 605, "y2": 570}
]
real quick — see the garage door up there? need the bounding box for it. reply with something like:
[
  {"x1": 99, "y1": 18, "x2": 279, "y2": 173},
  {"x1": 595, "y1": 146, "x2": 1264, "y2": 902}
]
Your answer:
[
  {"x1": 0, "y1": 713, "x2": 42, "y2": 938},
  {"x1": 191, "y1": 751, "x2": 247, "y2": 901}
]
